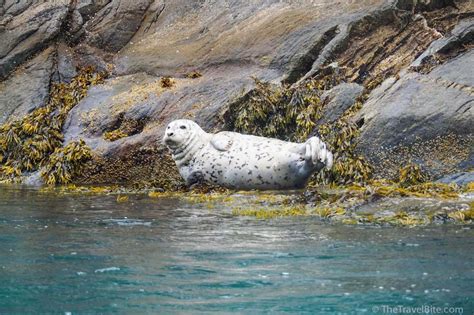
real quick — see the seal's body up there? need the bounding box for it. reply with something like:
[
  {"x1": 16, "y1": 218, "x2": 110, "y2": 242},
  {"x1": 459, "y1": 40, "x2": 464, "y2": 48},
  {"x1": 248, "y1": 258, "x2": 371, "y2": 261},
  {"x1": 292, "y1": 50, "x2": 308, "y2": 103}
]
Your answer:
[{"x1": 163, "y1": 119, "x2": 333, "y2": 190}]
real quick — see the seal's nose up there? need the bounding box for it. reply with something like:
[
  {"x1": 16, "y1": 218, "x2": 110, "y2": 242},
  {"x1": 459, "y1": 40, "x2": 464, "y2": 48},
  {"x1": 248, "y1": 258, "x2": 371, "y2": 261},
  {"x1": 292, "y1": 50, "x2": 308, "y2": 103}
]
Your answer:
[{"x1": 167, "y1": 132, "x2": 174, "y2": 137}]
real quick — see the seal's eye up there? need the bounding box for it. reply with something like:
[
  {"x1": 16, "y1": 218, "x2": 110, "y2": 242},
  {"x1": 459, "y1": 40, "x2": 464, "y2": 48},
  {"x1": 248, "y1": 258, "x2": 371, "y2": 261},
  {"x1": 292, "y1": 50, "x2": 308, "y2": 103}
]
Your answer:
[
  {"x1": 167, "y1": 126, "x2": 170, "y2": 129},
  {"x1": 180, "y1": 125, "x2": 186, "y2": 129}
]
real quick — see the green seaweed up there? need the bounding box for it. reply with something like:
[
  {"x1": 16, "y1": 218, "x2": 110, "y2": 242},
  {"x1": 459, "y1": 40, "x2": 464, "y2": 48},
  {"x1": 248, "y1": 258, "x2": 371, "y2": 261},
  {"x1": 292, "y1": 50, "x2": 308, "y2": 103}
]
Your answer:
[{"x1": 232, "y1": 206, "x2": 307, "y2": 219}]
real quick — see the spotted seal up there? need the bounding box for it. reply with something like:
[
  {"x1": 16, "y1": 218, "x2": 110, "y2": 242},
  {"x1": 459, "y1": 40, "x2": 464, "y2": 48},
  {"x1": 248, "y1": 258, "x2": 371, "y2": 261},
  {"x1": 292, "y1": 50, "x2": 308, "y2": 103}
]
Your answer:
[{"x1": 163, "y1": 119, "x2": 333, "y2": 190}]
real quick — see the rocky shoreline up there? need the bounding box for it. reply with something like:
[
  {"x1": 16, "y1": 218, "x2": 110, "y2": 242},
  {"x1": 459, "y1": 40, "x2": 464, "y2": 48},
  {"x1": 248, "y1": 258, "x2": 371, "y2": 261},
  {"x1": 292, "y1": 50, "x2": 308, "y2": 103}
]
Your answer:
[
  {"x1": 1, "y1": 0, "x2": 473, "y2": 189},
  {"x1": 18, "y1": 180, "x2": 472, "y2": 226}
]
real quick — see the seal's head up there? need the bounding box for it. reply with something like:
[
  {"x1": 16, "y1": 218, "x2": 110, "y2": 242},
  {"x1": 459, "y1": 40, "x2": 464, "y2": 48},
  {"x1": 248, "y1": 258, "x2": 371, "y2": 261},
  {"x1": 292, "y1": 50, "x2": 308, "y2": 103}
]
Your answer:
[{"x1": 163, "y1": 119, "x2": 204, "y2": 149}]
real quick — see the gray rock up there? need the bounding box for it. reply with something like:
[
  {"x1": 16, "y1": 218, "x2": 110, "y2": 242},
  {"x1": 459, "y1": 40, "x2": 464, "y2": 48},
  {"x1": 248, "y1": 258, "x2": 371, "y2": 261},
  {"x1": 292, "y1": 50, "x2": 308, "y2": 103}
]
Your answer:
[
  {"x1": 51, "y1": 43, "x2": 78, "y2": 83},
  {"x1": 1, "y1": 0, "x2": 34, "y2": 18},
  {"x1": 23, "y1": 171, "x2": 43, "y2": 186},
  {"x1": 0, "y1": 47, "x2": 54, "y2": 124},
  {"x1": 411, "y1": 17, "x2": 474, "y2": 69},
  {"x1": 114, "y1": 0, "x2": 386, "y2": 77},
  {"x1": 58, "y1": 0, "x2": 390, "y2": 183},
  {"x1": 83, "y1": 0, "x2": 153, "y2": 52},
  {"x1": 0, "y1": 2, "x2": 69, "y2": 79},
  {"x1": 436, "y1": 172, "x2": 474, "y2": 186},
  {"x1": 76, "y1": 0, "x2": 113, "y2": 17},
  {"x1": 5, "y1": 0, "x2": 472, "y2": 186},
  {"x1": 63, "y1": 68, "x2": 274, "y2": 154},
  {"x1": 396, "y1": 0, "x2": 460, "y2": 12},
  {"x1": 319, "y1": 83, "x2": 364, "y2": 124},
  {"x1": 67, "y1": 1, "x2": 113, "y2": 42},
  {"x1": 356, "y1": 49, "x2": 474, "y2": 178}
]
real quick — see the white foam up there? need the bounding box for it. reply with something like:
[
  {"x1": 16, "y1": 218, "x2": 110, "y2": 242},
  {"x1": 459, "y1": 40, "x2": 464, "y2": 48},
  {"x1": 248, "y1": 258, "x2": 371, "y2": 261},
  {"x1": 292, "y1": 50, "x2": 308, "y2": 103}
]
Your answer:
[{"x1": 94, "y1": 267, "x2": 121, "y2": 273}]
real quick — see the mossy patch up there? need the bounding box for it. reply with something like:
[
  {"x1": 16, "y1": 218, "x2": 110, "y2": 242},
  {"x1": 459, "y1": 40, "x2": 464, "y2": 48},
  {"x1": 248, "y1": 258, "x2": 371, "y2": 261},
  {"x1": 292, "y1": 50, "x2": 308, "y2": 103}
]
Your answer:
[
  {"x1": 160, "y1": 76, "x2": 175, "y2": 88},
  {"x1": 186, "y1": 71, "x2": 202, "y2": 79}
]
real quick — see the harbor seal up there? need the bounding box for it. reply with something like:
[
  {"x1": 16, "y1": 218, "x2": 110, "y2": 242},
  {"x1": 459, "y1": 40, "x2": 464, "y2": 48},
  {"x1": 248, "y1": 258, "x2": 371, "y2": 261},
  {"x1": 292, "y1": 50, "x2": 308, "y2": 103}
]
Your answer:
[{"x1": 163, "y1": 119, "x2": 333, "y2": 190}]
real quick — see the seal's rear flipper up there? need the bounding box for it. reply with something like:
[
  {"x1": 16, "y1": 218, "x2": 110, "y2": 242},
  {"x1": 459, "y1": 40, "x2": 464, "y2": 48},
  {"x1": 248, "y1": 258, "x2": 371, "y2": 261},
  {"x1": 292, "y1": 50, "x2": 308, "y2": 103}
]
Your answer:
[
  {"x1": 325, "y1": 151, "x2": 333, "y2": 170},
  {"x1": 304, "y1": 136, "x2": 333, "y2": 170}
]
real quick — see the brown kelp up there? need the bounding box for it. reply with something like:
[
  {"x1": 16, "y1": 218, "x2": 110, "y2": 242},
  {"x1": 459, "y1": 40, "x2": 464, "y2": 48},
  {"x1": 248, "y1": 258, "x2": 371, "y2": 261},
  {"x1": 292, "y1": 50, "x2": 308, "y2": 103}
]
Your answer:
[{"x1": 40, "y1": 140, "x2": 92, "y2": 185}]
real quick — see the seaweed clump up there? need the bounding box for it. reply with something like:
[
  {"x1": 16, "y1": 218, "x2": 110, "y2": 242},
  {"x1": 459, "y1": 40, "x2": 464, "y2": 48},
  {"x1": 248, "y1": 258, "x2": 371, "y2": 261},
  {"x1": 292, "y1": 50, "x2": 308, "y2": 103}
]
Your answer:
[
  {"x1": 0, "y1": 67, "x2": 106, "y2": 184},
  {"x1": 229, "y1": 77, "x2": 327, "y2": 141},
  {"x1": 232, "y1": 206, "x2": 307, "y2": 219},
  {"x1": 226, "y1": 73, "x2": 372, "y2": 185},
  {"x1": 186, "y1": 71, "x2": 202, "y2": 79},
  {"x1": 103, "y1": 129, "x2": 128, "y2": 142},
  {"x1": 160, "y1": 77, "x2": 175, "y2": 88},
  {"x1": 103, "y1": 115, "x2": 147, "y2": 142},
  {"x1": 314, "y1": 97, "x2": 372, "y2": 185},
  {"x1": 398, "y1": 162, "x2": 428, "y2": 187},
  {"x1": 40, "y1": 140, "x2": 92, "y2": 185}
]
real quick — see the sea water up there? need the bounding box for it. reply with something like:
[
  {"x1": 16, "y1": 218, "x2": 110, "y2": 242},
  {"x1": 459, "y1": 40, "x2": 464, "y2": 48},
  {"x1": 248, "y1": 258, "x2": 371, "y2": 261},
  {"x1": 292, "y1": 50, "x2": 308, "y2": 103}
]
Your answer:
[{"x1": 0, "y1": 185, "x2": 473, "y2": 314}]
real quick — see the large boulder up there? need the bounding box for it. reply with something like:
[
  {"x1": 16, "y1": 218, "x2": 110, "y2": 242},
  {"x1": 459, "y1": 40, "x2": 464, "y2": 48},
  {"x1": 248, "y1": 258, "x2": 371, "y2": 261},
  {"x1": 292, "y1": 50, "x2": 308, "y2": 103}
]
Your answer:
[
  {"x1": 81, "y1": 0, "x2": 154, "y2": 52},
  {"x1": 356, "y1": 42, "x2": 474, "y2": 179},
  {"x1": 0, "y1": 47, "x2": 55, "y2": 124},
  {"x1": 319, "y1": 83, "x2": 364, "y2": 125},
  {"x1": 0, "y1": 1, "x2": 69, "y2": 79}
]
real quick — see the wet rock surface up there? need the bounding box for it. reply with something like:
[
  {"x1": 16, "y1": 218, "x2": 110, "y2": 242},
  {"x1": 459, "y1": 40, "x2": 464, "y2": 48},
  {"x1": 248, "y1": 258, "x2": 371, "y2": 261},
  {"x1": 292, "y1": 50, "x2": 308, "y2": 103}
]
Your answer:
[
  {"x1": 0, "y1": 0, "x2": 473, "y2": 185},
  {"x1": 437, "y1": 171, "x2": 474, "y2": 186}
]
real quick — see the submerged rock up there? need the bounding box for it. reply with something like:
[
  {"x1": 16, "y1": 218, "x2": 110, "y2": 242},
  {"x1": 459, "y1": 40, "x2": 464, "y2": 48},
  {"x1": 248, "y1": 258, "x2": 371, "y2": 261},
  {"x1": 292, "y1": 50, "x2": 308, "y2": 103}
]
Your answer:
[{"x1": 23, "y1": 171, "x2": 42, "y2": 186}]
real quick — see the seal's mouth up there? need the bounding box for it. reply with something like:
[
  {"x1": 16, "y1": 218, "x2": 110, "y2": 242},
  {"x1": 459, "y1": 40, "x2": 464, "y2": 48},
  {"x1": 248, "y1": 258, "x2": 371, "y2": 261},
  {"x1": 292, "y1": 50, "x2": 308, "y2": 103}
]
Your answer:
[{"x1": 164, "y1": 137, "x2": 178, "y2": 147}]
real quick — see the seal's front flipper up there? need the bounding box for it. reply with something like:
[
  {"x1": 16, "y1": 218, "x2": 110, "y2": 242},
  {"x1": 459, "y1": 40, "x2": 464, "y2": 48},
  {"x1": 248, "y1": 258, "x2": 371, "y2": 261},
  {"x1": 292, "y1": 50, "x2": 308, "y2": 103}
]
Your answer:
[
  {"x1": 210, "y1": 132, "x2": 233, "y2": 151},
  {"x1": 186, "y1": 170, "x2": 205, "y2": 187}
]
